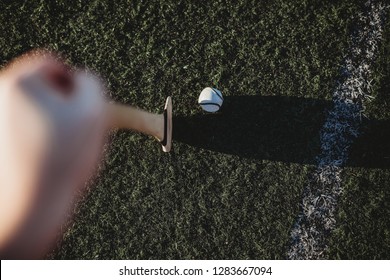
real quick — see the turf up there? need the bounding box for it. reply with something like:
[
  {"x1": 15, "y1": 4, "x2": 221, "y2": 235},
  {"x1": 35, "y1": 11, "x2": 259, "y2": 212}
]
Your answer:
[
  {"x1": 0, "y1": 0, "x2": 388, "y2": 259},
  {"x1": 328, "y1": 16, "x2": 390, "y2": 259}
]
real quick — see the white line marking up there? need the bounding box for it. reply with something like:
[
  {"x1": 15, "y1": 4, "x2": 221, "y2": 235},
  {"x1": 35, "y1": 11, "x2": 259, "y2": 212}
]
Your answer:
[{"x1": 287, "y1": 1, "x2": 388, "y2": 260}]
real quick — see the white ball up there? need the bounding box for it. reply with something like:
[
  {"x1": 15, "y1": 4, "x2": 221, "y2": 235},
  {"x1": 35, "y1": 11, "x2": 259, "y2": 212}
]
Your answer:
[{"x1": 198, "y1": 87, "x2": 223, "y2": 112}]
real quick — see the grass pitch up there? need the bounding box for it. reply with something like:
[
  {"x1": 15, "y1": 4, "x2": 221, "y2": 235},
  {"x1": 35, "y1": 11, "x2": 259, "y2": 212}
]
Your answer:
[
  {"x1": 328, "y1": 16, "x2": 390, "y2": 259},
  {"x1": 0, "y1": 0, "x2": 388, "y2": 259}
]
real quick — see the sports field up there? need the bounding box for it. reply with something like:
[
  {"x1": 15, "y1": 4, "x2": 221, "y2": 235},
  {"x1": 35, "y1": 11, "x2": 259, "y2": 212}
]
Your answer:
[{"x1": 0, "y1": 0, "x2": 389, "y2": 259}]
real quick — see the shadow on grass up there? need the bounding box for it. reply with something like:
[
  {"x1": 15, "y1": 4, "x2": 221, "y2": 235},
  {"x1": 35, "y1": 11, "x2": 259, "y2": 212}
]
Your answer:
[
  {"x1": 174, "y1": 95, "x2": 330, "y2": 165},
  {"x1": 174, "y1": 95, "x2": 390, "y2": 168},
  {"x1": 348, "y1": 119, "x2": 390, "y2": 168}
]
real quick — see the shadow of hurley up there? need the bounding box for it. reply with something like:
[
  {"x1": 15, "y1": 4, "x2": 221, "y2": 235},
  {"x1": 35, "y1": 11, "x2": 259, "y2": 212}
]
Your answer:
[
  {"x1": 174, "y1": 95, "x2": 390, "y2": 168},
  {"x1": 348, "y1": 119, "x2": 390, "y2": 168}
]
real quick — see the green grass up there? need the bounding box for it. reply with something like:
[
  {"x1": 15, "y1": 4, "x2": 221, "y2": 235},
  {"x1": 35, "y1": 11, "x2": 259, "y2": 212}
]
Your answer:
[
  {"x1": 0, "y1": 0, "x2": 388, "y2": 259},
  {"x1": 328, "y1": 16, "x2": 390, "y2": 259}
]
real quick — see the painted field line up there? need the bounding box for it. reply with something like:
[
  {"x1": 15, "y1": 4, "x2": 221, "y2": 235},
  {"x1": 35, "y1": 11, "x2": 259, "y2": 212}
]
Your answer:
[{"x1": 287, "y1": 1, "x2": 388, "y2": 260}]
